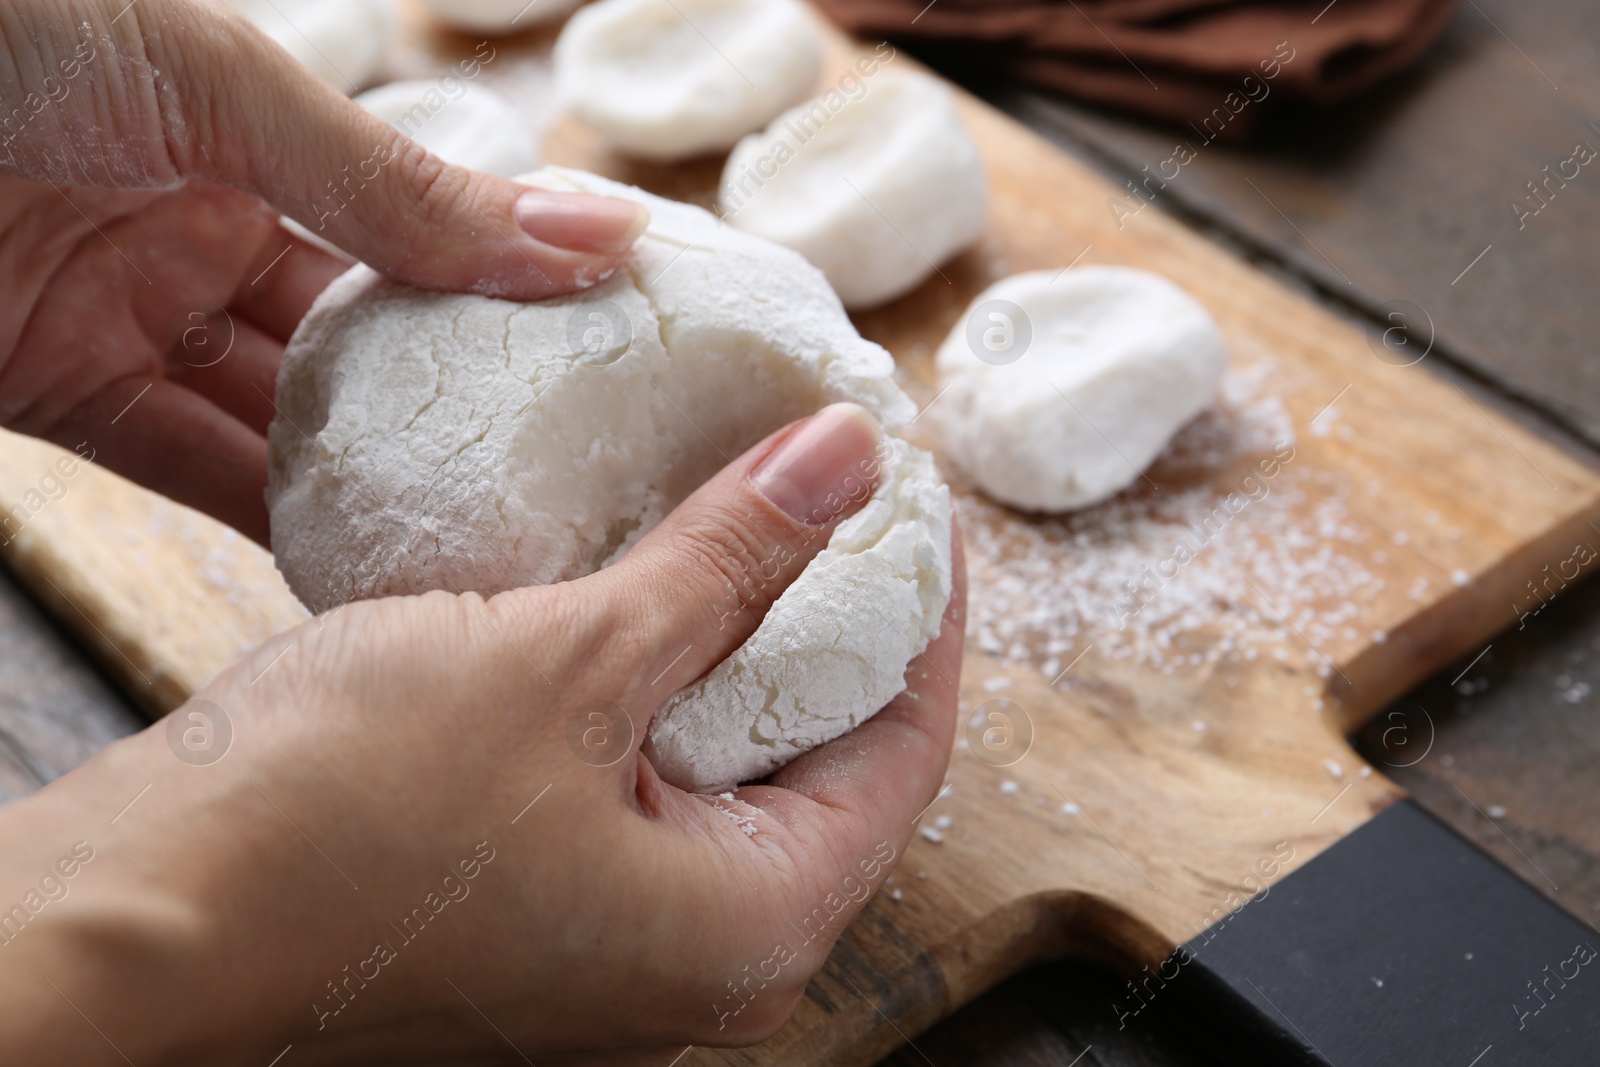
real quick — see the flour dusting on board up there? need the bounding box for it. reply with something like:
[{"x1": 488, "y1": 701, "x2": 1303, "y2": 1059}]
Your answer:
[
  {"x1": 957, "y1": 361, "x2": 1376, "y2": 676},
  {"x1": 99, "y1": 500, "x2": 308, "y2": 665}
]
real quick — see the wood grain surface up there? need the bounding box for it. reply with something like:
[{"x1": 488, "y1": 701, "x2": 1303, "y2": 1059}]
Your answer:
[{"x1": 1, "y1": 16, "x2": 1598, "y2": 1067}]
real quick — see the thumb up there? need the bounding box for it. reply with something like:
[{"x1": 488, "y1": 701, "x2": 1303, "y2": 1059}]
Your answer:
[
  {"x1": 593, "y1": 402, "x2": 887, "y2": 697},
  {"x1": 15, "y1": 0, "x2": 647, "y2": 299}
]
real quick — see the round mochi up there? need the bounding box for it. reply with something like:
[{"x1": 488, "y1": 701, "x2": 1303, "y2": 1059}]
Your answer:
[
  {"x1": 719, "y1": 68, "x2": 987, "y2": 310},
  {"x1": 354, "y1": 81, "x2": 539, "y2": 178},
  {"x1": 268, "y1": 167, "x2": 952, "y2": 795},
  {"x1": 934, "y1": 267, "x2": 1227, "y2": 512},
  {"x1": 409, "y1": 0, "x2": 583, "y2": 33},
  {"x1": 554, "y1": 0, "x2": 822, "y2": 162},
  {"x1": 228, "y1": 0, "x2": 396, "y2": 92}
]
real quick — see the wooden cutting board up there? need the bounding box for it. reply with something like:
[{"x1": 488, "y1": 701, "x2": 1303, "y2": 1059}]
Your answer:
[{"x1": 3, "y1": 19, "x2": 1599, "y2": 1066}]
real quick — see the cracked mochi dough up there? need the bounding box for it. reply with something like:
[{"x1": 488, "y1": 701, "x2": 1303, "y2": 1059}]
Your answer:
[
  {"x1": 228, "y1": 0, "x2": 395, "y2": 92},
  {"x1": 719, "y1": 68, "x2": 986, "y2": 309},
  {"x1": 935, "y1": 267, "x2": 1227, "y2": 512},
  {"x1": 355, "y1": 81, "x2": 539, "y2": 178},
  {"x1": 268, "y1": 167, "x2": 952, "y2": 795},
  {"x1": 554, "y1": 0, "x2": 822, "y2": 162},
  {"x1": 410, "y1": 0, "x2": 583, "y2": 33}
]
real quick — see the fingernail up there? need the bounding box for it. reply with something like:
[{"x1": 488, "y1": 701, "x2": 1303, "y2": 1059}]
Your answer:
[
  {"x1": 515, "y1": 190, "x2": 649, "y2": 254},
  {"x1": 750, "y1": 403, "x2": 883, "y2": 525}
]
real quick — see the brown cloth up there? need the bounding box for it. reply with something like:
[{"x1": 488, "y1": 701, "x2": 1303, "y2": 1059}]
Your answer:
[{"x1": 812, "y1": 0, "x2": 1462, "y2": 138}]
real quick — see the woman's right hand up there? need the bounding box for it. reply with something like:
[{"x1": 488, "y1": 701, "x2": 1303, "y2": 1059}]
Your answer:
[{"x1": 0, "y1": 403, "x2": 966, "y2": 1065}]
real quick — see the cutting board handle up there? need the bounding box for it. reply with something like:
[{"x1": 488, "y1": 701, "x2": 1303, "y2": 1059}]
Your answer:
[{"x1": 1158, "y1": 801, "x2": 1600, "y2": 1065}]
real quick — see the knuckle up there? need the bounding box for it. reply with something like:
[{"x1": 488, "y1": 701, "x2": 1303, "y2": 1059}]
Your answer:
[
  {"x1": 402, "y1": 150, "x2": 457, "y2": 224},
  {"x1": 677, "y1": 502, "x2": 798, "y2": 609},
  {"x1": 387, "y1": 145, "x2": 470, "y2": 271},
  {"x1": 489, "y1": 584, "x2": 618, "y2": 674}
]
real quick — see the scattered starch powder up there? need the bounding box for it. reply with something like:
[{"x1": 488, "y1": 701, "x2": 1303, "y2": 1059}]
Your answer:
[
  {"x1": 951, "y1": 361, "x2": 1379, "y2": 676},
  {"x1": 999, "y1": 780, "x2": 1020, "y2": 796},
  {"x1": 918, "y1": 826, "x2": 945, "y2": 844},
  {"x1": 101, "y1": 499, "x2": 309, "y2": 666}
]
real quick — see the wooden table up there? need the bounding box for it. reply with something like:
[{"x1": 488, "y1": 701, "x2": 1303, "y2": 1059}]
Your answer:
[{"x1": 2, "y1": 1, "x2": 1598, "y2": 1063}]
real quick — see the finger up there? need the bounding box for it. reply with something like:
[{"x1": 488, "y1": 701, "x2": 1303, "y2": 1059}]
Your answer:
[
  {"x1": 164, "y1": 314, "x2": 283, "y2": 435},
  {"x1": 643, "y1": 521, "x2": 964, "y2": 974},
  {"x1": 161, "y1": 6, "x2": 648, "y2": 300},
  {"x1": 590, "y1": 403, "x2": 886, "y2": 697},
  {"x1": 227, "y1": 225, "x2": 351, "y2": 344},
  {"x1": 46, "y1": 377, "x2": 270, "y2": 545}
]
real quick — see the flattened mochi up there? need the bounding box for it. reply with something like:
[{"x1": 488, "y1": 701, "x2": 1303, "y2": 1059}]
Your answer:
[
  {"x1": 936, "y1": 267, "x2": 1226, "y2": 512},
  {"x1": 555, "y1": 0, "x2": 822, "y2": 162}
]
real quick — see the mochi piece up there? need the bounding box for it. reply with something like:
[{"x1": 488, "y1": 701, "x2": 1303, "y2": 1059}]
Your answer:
[
  {"x1": 355, "y1": 81, "x2": 540, "y2": 177},
  {"x1": 934, "y1": 267, "x2": 1227, "y2": 512},
  {"x1": 228, "y1": 0, "x2": 396, "y2": 92},
  {"x1": 410, "y1": 0, "x2": 583, "y2": 33},
  {"x1": 718, "y1": 68, "x2": 987, "y2": 309},
  {"x1": 644, "y1": 436, "x2": 950, "y2": 792},
  {"x1": 268, "y1": 167, "x2": 951, "y2": 794},
  {"x1": 554, "y1": 0, "x2": 822, "y2": 162}
]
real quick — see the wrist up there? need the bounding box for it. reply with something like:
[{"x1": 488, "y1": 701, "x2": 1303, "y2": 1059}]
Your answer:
[{"x1": 0, "y1": 728, "x2": 289, "y2": 1064}]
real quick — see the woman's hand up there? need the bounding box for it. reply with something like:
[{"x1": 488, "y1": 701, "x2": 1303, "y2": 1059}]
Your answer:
[
  {"x1": 0, "y1": 0, "x2": 648, "y2": 542},
  {"x1": 0, "y1": 404, "x2": 967, "y2": 1065}
]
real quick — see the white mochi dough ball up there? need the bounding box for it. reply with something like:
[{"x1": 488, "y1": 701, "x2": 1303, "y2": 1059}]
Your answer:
[
  {"x1": 554, "y1": 0, "x2": 823, "y2": 162},
  {"x1": 268, "y1": 167, "x2": 952, "y2": 795},
  {"x1": 354, "y1": 81, "x2": 540, "y2": 177},
  {"x1": 409, "y1": 0, "x2": 583, "y2": 33},
  {"x1": 935, "y1": 267, "x2": 1227, "y2": 512},
  {"x1": 718, "y1": 68, "x2": 987, "y2": 310},
  {"x1": 229, "y1": 0, "x2": 396, "y2": 92}
]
